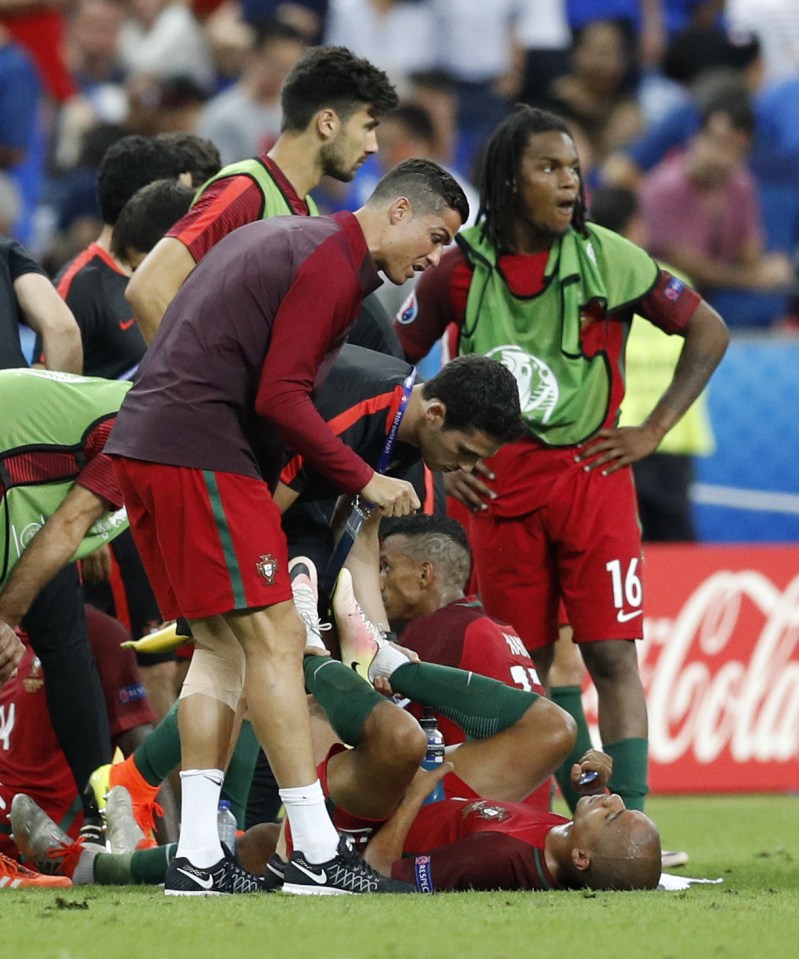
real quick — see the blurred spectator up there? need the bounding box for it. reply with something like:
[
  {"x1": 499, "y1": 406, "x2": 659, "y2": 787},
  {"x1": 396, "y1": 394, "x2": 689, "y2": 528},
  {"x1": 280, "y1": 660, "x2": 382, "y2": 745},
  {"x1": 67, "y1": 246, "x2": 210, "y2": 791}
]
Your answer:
[
  {"x1": 324, "y1": 0, "x2": 435, "y2": 93},
  {"x1": 566, "y1": 0, "x2": 667, "y2": 71},
  {"x1": 0, "y1": 21, "x2": 42, "y2": 243},
  {"x1": 600, "y1": 27, "x2": 764, "y2": 189},
  {"x1": 429, "y1": 0, "x2": 522, "y2": 168},
  {"x1": 67, "y1": 0, "x2": 127, "y2": 89},
  {"x1": 727, "y1": 0, "x2": 799, "y2": 85},
  {"x1": 516, "y1": 0, "x2": 572, "y2": 106},
  {"x1": 125, "y1": 74, "x2": 210, "y2": 135},
  {"x1": 590, "y1": 184, "x2": 715, "y2": 542},
  {"x1": 0, "y1": 24, "x2": 40, "y2": 172},
  {"x1": 197, "y1": 18, "x2": 307, "y2": 165},
  {"x1": 0, "y1": 0, "x2": 75, "y2": 103},
  {"x1": 639, "y1": 89, "x2": 795, "y2": 328},
  {"x1": 242, "y1": 0, "x2": 327, "y2": 38},
  {"x1": 545, "y1": 19, "x2": 643, "y2": 165},
  {"x1": 55, "y1": 0, "x2": 128, "y2": 171},
  {"x1": 119, "y1": 0, "x2": 216, "y2": 92}
]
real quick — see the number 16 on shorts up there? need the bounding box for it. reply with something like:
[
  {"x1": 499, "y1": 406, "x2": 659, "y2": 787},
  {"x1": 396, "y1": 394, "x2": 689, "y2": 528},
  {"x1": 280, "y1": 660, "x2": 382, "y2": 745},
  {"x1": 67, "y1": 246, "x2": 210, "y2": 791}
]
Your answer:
[{"x1": 605, "y1": 558, "x2": 643, "y2": 624}]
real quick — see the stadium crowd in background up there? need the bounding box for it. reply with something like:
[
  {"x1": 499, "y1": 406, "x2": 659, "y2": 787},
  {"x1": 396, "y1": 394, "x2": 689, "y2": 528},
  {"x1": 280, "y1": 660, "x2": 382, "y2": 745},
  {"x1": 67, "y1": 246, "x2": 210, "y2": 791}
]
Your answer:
[{"x1": 1, "y1": 0, "x2": 795, "y2": 893}]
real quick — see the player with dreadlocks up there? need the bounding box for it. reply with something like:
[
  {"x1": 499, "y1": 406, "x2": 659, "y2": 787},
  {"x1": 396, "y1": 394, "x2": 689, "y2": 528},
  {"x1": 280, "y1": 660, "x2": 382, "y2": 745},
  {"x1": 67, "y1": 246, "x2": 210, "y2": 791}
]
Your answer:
[{"x1": 392, "y1": 104, "x2": 729, "y2": 815}]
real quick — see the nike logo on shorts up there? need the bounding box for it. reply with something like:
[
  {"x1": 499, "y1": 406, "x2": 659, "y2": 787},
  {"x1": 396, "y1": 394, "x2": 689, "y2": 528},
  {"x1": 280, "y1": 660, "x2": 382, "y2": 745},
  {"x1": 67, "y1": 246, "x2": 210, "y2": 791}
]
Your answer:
[
  {"x1": 616, "y1": 609, "x2": 643, "y2": 623},
  {"x1": 291, "y1": 862, "x2": 328, "y2": 884},
  {"x1": 177, "y1": 867, "x2": 214, "y2": 889},
  {"x1": 118, "y1": 318, "x2": 136, "y2": 331}
]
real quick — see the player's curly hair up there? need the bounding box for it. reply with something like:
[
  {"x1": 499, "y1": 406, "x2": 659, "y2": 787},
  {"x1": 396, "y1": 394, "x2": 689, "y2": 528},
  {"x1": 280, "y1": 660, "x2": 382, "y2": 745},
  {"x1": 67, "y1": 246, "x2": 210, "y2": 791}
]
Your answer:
[
  {"x1": 281, "y1": 46, "x2": 398, "y2": 131},
  {"x1": 97, "y1": 135, "x2": 184, "y2": 225},
  {"x1": 476, "y1": 105, "x2": 588, "y2": 251}
]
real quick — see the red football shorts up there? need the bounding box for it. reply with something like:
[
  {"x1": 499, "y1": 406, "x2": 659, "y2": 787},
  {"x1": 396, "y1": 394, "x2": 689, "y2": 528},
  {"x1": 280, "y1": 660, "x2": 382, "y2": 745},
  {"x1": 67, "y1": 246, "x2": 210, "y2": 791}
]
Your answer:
[
  {"x1": 112, "y1": 458, "x2": 292, "y2": 620},
  {"x1": 467, "y1": 451, "x2": 644, "y2": 651}
]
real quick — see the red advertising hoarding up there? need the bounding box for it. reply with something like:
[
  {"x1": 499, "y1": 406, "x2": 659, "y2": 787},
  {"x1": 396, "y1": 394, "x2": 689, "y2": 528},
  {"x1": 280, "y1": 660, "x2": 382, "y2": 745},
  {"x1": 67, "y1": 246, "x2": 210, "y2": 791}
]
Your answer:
[{"x1": 581, "y1": 545, "x2": 799, "y2": 793}]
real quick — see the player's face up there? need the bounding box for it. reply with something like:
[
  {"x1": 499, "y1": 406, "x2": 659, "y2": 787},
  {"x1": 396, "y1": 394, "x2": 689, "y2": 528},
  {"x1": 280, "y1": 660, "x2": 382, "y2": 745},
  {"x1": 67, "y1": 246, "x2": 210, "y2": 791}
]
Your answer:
[
  {"x1": 418, "y1": 423, "x2": 500, "y2": 474},
  {"x1": 379, "y1": 207, "x2": 462, "y2": 285},
  {"x1": 379, "y1": 535, "x2": 426, "y2": 621},
  {"x1": 571, "y1": 793, "x2": 654, "y2": 852},
  {"x1": 513, "y1": 131, "x2": 581, "y2": 246},
  {"x1": 322, "y1": 105, "x2": 380, "y2": 181}
]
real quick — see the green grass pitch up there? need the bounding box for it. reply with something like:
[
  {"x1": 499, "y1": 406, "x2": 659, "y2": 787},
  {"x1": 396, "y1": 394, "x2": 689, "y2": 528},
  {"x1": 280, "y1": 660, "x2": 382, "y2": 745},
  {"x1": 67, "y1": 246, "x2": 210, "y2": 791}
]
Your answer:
[{"x1": 3, "y1": 794, "x2": 798, "y2": 959}]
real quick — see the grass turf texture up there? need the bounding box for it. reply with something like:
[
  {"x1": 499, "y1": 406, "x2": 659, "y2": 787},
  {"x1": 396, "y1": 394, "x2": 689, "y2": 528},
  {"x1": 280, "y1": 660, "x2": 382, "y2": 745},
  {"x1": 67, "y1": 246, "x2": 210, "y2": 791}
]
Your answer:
[{"x1": 3, "y1": 794, "x2": 798, "y2": 959}]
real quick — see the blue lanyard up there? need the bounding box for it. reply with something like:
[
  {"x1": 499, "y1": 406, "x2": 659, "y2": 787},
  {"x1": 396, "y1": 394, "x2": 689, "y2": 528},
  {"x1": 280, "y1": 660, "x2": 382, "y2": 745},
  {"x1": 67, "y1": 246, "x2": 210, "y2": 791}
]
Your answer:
[{"x1": 375, "y1": 367, "x2": 416, "y2": 474}]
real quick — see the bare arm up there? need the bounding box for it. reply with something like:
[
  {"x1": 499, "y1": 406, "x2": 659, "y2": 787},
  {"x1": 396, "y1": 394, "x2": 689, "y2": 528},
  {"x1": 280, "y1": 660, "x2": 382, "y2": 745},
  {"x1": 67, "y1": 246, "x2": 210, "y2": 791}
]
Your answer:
[
  {"x1": 342, "y1": 507, "x2": 390, "y2": 628},
  {"x1": 14, "y1": 272, "x2": 83, "y2": 373},
  {"x1": 362, "y1": 764, "x2": 452, "y2": 876},
  {"x1": 0, "y1": 620, "x2": 24, "y2": 686},
  {"x1": 0, "y1": 485, "x2": 108, "y2": 626},
  {"x1": 578, "y1": 298, "x2": 729, "y2": 473},
  {"x1": 124, "y1": 237, "x2": 197, "y2": 344}
]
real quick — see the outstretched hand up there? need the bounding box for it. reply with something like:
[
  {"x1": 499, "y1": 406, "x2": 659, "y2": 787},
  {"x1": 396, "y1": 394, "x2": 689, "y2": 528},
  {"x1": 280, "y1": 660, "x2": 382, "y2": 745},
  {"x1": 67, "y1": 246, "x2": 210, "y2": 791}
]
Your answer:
[{"x1": 571, "y1": 748, "x2": 613, "y2": 794}]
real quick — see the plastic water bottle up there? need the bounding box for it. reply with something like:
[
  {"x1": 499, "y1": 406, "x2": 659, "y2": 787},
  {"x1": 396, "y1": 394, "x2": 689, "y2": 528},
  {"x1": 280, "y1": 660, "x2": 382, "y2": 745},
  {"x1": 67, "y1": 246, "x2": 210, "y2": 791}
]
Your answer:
[
  {"x1": 419, "y1": 709, "x2": 445, "y2": 805},
  {"x1": 217, "y1": 800, "x2": 237, "y2": 855}
]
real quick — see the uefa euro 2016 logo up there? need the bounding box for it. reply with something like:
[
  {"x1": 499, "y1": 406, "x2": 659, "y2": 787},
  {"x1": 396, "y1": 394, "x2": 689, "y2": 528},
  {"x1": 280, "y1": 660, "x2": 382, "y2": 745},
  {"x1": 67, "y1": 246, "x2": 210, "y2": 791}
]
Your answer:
[{"x1": 486, "y1": 345, "x2": 559, "y2": 424}]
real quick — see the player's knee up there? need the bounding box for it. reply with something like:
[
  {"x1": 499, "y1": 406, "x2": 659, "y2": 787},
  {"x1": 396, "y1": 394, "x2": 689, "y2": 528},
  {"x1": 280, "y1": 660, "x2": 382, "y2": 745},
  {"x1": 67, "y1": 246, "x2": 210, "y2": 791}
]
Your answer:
[
  {"x1": 367, "y1": 704, "x2": 427, "y2": 768},
  {"x1": 180, "y1": 644, "x2": 245, "y2": 710},
  {"x1": 525, "y1": 698, "x2": 577, "y2": 766}
]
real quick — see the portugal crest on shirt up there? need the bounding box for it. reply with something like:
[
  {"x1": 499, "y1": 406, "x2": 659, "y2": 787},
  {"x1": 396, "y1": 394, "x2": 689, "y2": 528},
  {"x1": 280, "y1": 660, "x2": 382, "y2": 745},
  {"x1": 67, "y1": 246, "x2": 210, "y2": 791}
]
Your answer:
[
  {"x1": 256, "y1": 554, "x2": 278, "y2": 585},
  {"x1": 462, "y1": 800, "x2": 511, "y2": 823}
]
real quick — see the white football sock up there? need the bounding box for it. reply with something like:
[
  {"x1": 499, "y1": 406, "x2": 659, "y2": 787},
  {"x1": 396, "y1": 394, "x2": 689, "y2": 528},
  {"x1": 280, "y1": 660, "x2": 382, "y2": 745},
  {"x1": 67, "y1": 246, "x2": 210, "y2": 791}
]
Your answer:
[
  {"x1": 176, "y1": 768, "x2": 225, "y2": 867},
  {"x1": 279, "y1": 780, "x2": 339, "y2": 863}
]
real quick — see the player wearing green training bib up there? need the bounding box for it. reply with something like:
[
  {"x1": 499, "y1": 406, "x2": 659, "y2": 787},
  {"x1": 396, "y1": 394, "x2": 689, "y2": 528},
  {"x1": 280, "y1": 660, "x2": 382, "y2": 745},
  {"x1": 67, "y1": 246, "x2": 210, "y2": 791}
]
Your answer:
[
  {"x1": 394, "y1": 106, "x2": 730, "y2": 816},
  {"x1": 0, "y1": 368, "x2": 131, "y2": 832}
]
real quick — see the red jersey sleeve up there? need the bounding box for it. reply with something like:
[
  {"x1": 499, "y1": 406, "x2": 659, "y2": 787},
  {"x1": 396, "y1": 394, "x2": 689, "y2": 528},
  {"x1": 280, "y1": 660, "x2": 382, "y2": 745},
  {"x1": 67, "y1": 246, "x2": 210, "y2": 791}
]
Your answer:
[
  {"x1": 390, "y1": 832, "x2": 559, "y2": 891},
  {"x1": 166, "y1": 176, "x2": 266, "y2": 263},
  {"x1": 254, "y1": 248, "x2": 374, "y2": 496},
  {"x1": 393, "y1": 245, "x2": 468, "y2": 362},
  {"x1": 76, "y1": 419, "x2": 124, "y2": 508},
  {"x1": 636, "y1": 269, "x2": 702, "y2": 335}
]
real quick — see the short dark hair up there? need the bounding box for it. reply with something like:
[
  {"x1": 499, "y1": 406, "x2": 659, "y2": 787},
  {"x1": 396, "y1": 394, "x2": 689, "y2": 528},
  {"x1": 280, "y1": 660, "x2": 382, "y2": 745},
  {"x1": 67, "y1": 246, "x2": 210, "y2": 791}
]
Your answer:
[
  {"x1": 96, "y1": 135, "x2": 184, "y2": 225},
  {"x1": 111, "y1": 179, "x2": 195, "y2": 259},
  {"x1": 366, "y1": 158, "x2": 470, "y2": 225},
  {"x1": 156, "y1": 132, "x2": 221, "y2": 189},
  {"x1": 476, "y1": 105, "x2": 588, "y2": 250},
  {"x1": 280, "y1": 45, "x2": 398, "y2": 131},
  {"x1": 423, "y1": 354, "x2": 523, "y2": 443},
  {"x1": 379, "y1": 514, "x2": 471, "y2": 590}
]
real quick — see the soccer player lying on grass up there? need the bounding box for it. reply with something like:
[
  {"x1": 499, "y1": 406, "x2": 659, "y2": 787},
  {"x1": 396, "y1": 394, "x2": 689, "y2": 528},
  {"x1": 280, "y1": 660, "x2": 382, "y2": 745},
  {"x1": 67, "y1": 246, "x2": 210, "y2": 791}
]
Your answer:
[
  {"x1": 76, "y1": 345, "x2": 524, "y2": 846},
  {"x1": 11, "y1": 570, "x2": 660, "y2": 892}
]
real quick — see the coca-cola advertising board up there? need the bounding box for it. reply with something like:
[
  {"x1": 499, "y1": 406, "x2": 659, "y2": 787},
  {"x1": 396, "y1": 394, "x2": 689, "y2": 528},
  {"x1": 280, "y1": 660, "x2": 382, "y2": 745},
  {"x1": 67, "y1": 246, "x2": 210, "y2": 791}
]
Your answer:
[{"x1": 582, "y1": 545, "x2": 799, "y2": 793}]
